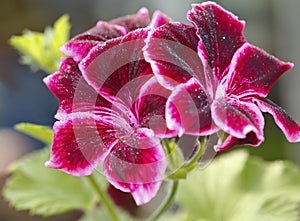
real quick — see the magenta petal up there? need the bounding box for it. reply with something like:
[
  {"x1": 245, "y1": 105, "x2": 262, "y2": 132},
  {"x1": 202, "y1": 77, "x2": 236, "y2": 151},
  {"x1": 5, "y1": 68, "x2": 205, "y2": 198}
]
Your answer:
[
  {"x1": 215, "y1": 132, "x2": 263, "y2": 151},
  {"x1": 136, "y1": 77, "x2": 176, "y2": 138},
  {"x1": 254, "y1": 97, "x2": 300, "y2": 142},
  {"x1": 130, "y1": 182, "x2": 162, "y2": 206},
  {"x1": 187, "y1": 2, "x2": 246, "y2": 80},
  {"x1": 109, "y1": 180, "x2": 162, "y2": 206},
  {"x1": 166, "y1": 78, "x2": 217, "y2": 136},
  {"x1": 45, "y1": 114, "x2": 116, "y2": 176},
  {"x1": 150, "y1": 10, "x2": 172, "y2": 28},
  {"x1": 103, "y1": 128, "x2": 167, "y2": 205},
  {"x1": 80, "y1": 28, "x2": 152, "y2": 100},
  {"x1": 44, "y1": 58, "x2": 80, "y2": 116},
  {"x1": 211, "y1": 98, "x2": 264, "y2": 140},
  {"x1": 225, "y1": 43, "x2": 294, "y2": 97},
  {"x1": 44, "y1": 58, "x2": 112, "y2": 119},
  {"x1": 110, "y1": 7, "x2": 150, "y2": 32},
  {"x1": 144, "y1": 22, "x2": 205, "y2": 90},
  {"x1": 61, "y1": 22, "x2": 126, "y2": 62}
]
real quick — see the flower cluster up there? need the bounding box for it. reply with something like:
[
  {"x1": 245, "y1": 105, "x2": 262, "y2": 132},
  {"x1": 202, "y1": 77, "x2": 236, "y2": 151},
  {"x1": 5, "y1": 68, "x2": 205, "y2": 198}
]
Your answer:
[{"x1": 44, "y1": 1, "x2": 300, "y2": 205}]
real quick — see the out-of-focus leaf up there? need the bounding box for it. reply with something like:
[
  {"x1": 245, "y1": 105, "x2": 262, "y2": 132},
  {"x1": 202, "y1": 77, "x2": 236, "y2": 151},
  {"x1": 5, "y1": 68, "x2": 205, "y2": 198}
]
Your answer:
[
  {"x1": 9, "y1": 14, "x2": 70, "y2": 73},
  {"x1": 176, "y1": 150, "x2": 300, "y2": 221},
  {"x1": 2, "y1": 148, "x2": 102, "y2": 216},
  {"x1": 14, "y1": 123, "x2": 53, "y2": 144},
  {"x1": 78, "y1": 207, "x2": 133, "y2": 221}
]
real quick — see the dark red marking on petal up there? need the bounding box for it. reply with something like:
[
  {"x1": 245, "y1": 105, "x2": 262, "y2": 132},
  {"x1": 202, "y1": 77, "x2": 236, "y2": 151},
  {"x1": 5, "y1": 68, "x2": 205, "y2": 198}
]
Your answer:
[
  {"x1": 103, "y1": 128, "x2": 166, "y2": 205},
  {"x1": 166, "y1": 78, "x2": 217, "y2": 136},
  {"x1": 110, "y1": 7, "x2": 150, "y2": 32},
  {"x1": 225, "y1": 43, "x2": 294, "y2": 98},
  {"x1": 80, "y1": 28, "x2": 152, "y2": 101},
  {"x1": 254, "y1": 97, "x2": 300, "y2": 142},
  {"x1": 134, "y1": 77, "x2": 176, "y2": 138},
  {"x1": 144, "y1": 22, "x2": 204, "y2": 90},
  {"x1": 46, "y1": 114, "x2": 116, "y2": 176},
  {"x1": 215, "y1": 132, "x2": 262, "y2": 151},
  {"x1": 107, "y1": 185, "x2": 138, "y2": 215},
  {"x1": 211, "y1": 97, "x2": 264, "y2": 140},
  {"x1": 61, "y1": 22, "x2": 126, "y2": 62},
  {"x1": 187, "y1": 2, "x2": 246, "y2": 80},
  {"x1": 44, "y1": 58, "x2": 112, "y2": 119}
]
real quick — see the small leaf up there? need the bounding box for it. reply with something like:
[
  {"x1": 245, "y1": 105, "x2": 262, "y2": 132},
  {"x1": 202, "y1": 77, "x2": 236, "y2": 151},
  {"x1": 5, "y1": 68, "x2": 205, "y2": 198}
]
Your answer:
[
  {"x1": 2, "y1": 148, "x2": 100, "y2": 216},
  {"x1": 176, "y1": 150, "x2": 300, "y2": 221},
  {"x1": 14, "y1": 123, "x2": 53, "y2": 144},
  {"x1": 9, "y1": 14, "x2": 70, "y2": 73}
]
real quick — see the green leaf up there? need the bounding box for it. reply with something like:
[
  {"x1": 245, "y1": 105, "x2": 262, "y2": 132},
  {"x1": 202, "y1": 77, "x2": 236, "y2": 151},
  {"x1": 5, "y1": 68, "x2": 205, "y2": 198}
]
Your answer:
[
  {"x1": 160, "y1": 212, "x2": 194, "y2": 221},
  {"x1": 78, "y1": 207, "x2": 133, "y2": 221},
  {"x1": 9, "y1": 14, "x2": 70, "y2": 73},
  {"x1": 161, "y1": 211, "x2": 213, "y2": 221},
  {"x1": 176, "y1": 150, "x2": 300, "y2": 221},
  {"x1": 2, "y1": 148, "x2": 101, "y2": 216},
  {"x1": 14, "y1": 123, "x2": 53, "y2": 144}
]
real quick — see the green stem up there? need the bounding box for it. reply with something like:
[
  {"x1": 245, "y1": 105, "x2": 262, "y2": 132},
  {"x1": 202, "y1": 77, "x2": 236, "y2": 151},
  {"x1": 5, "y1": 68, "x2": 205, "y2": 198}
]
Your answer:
[
  {"x1": 163, "y1": 138, "x2": 175, "y2": 166},
  {"x1": 148, "y1": 137, "x2": 207, "y2": 220},
  {"x1": 183, "y1": 137, "x2": 205, "y2": 172},
  {"x1": 148, "y1": 180, "x2": 179, "y2": 221},
  {"x1": 87, "y1": 174, "x2": 119, "y2": 221}
]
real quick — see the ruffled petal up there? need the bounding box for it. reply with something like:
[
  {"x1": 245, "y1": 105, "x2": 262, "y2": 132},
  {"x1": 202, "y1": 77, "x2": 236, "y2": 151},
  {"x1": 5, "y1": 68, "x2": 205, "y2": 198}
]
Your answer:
[
  {"x1": 215, "y1": 132, "x2": 262, "y2": 151},
  {"x1": 166, "y1": 78, "x2": 217, "y2": 136},
  {"x1": 211, "y1": 97, "x2": 264, "y2": 140},
  {"x1": 144, "y1": 22, "x2": 205, "y2": 90},
  {"x1": 103, "y1": 128, "x2": 167, "y2": 205},
  {"x1": 130, "y1": 182, "x2": 162, "y2": 206},
  {"x1": 135, "y1": 77, "x2": 176, "y2": 138},
  {"x1": 150, "y1": 10, "x2": 172, "y2": 28},
  {"x1": 187, "y1": 2, "x2": 246, "y2": 80},
  {"x1": 225, "y1": 43, "x2": 294, "y2": 98},
  {"x1": 254, "y1": 97, "x2": 300, "y2": 142},
  {"x1": 44, "y1": 58, "x2": 111, "y2": 119},
  {"x1": 80, "y1": 28, "x2": 152, "y2": 102},
  {"x1": 110, "y1": 7, "x2": 150, "y2": 32},
  {"x1": 45, "y1": 114, "x2": 116, "y2": 176},
  {"x1": 61, "y1": 22, "x2": 126, "y2": 62}
]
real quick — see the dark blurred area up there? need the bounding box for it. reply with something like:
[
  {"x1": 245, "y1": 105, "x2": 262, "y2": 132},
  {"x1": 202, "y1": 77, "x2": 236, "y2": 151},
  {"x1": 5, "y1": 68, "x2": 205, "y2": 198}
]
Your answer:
[{"x1": 0, "y1": 0, "x2": 300, "y2": 220}]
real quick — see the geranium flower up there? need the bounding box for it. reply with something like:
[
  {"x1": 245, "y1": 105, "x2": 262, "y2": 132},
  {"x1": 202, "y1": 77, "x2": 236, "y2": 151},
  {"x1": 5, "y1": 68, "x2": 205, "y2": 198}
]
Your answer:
[
  {"x1": 144, "y1": 1, "x2": 300, "y2": 150},
  {"x1": 44, "y1": 9, "x2": 174, "y2": 205}
]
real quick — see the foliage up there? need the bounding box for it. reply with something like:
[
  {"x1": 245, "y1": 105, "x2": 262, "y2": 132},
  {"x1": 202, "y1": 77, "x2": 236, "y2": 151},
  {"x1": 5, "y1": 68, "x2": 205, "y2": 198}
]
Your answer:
[
  {"x1": 2, "y1": 148, "x2": 100, "y2": 216},
  {"x1": 9, "y1": 15, "x2": 70, "y2": 73},
  {"x1": 14, "y1": 123, "x2": 53, "y2": 144},
  {"x1": 3, "y1": 122, "x2": 107, "y2": 217},
  {"x1": 176, "y1": 150, "x2": 300, "y2": 221},
  {"x1": 78, "y1": 208, "x2": 133, "y2": 221}
]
